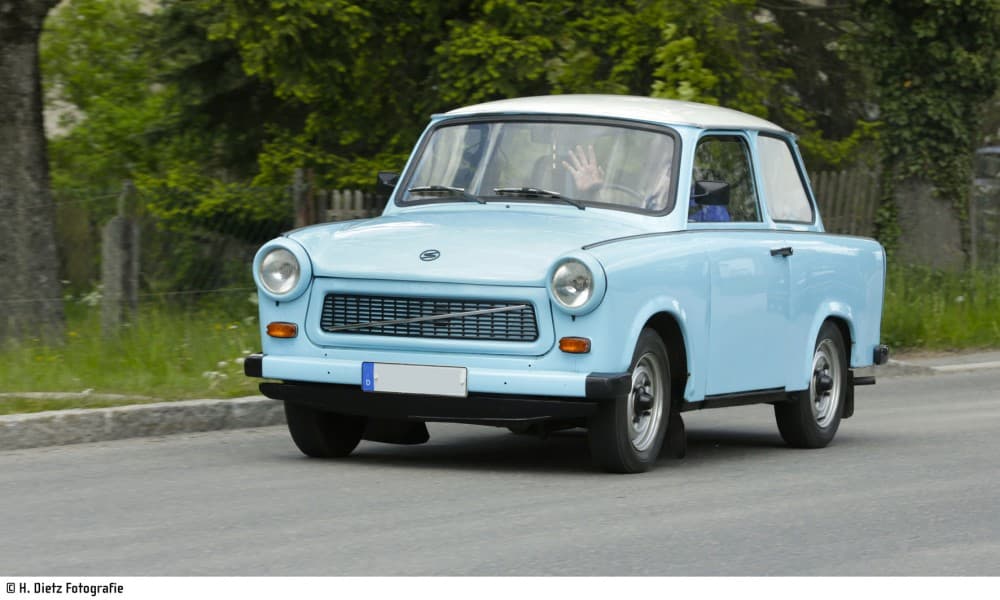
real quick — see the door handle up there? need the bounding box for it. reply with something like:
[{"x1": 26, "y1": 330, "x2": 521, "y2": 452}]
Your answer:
[{"x1": 770, "y1": 246, "x2": 793, "y2": 257}]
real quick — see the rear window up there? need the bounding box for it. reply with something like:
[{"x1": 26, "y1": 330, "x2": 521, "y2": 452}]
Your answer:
[{"x1": 757, "y1": 136, "x2": 814, "y2": 223}]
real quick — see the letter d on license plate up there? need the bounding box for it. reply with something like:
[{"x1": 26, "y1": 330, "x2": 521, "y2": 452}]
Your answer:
[{"x1": 361, "y1": 362, "x2": 468, "y2": 397}]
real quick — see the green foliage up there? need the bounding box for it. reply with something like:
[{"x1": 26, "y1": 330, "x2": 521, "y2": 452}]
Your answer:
[
  {"x1": 882, "y1": 265, "x2": 1000, "y2": 350},
  {"x1": 856, "y1": 0, "x2": 1000, "y2": 255},
  {"x1": 43, "y1": 0, "x2": 301, "y2": 239},
  {"x1": 55, "y1": 0, "x2": 1000, "y2": 228},
  {"x1": 434, "y1": 11, "x2": 554, "y2": 104},
  {"x1": 203, "y1": 0, "x2": 465, "y2": 184},
  {"x1": 136, "y1": 163, "x2": 289, "y2": 242},
  {"x1": 202, "y1": 0, "x2": 882, "y2": 186},
  {"x1": 155, "y1": 1, "x2": 305, "y2": 181},
  {"x1": 0, "y1": 302, "x2": 261, "y2": 407},
  {"x1": 44, "y1": 0, "x2": 887, "y2": 196},
  {"x1": 42, "y1": 0, "x2": 168, "y2": 192}
]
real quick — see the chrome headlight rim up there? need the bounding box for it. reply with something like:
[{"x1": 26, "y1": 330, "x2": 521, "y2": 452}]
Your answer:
[
  {"x1": 260, "y1": 248, "x2": 299, "y2": 295},
  {"x1": 547, "y1": 254, "x2": 607, "y2": 315},
  {"x1": 253, "y1": 239, "x2": 312, "y2": 301}
]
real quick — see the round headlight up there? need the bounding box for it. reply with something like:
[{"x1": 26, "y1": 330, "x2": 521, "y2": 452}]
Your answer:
[
  {"x1": 551, "y1": 260, "x2": 593, "y2": 309},
  {"x1": 259, "y1": 248, "x2": 300, "y2": 295}
]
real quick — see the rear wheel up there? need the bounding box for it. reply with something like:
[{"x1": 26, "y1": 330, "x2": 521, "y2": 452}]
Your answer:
[
  {"x1": 774, "y1": 322, "x2": 847, "y2": 448},
  {"x1": 284, "y1": 401, "x2": 366, "y2": 458},
  {"x1": 588, "y1": 328, "x2": 670, "y2": 473}
]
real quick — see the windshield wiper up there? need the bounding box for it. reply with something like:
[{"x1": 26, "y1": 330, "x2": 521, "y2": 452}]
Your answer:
[
  {"x1": 492, "y1": 187, "x2": 585, "y2": 210},
  {"x1": 407, "y1": 185, "x2": 485, "y2": 204}
]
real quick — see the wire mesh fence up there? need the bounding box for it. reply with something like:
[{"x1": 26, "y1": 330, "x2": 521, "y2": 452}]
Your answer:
[
  {"x1": 973, "y1": 183, "x2": 1000, "y2": 267},
  {"x1": 40, "y1": 179, "x2": 389, "y2": 342},
  {"x1": 49, "y1": 186, "x2": 285, "y2": 313}
]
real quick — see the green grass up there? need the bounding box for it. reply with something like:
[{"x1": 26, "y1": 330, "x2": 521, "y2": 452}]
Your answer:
[
  {"x1": 882, "y1": 265, "x2": 1000, "y2": 351},
  {"x1": 3, "y1": 266, "x2": 999, "y2": 415},
  {"x1": 0, "y1": 301, "x2": 261, "y2": 415}
]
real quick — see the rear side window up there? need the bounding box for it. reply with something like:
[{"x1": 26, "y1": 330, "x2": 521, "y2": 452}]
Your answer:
[{"x1": 758, "y1": 136, "x2": 814, "y2": 223}]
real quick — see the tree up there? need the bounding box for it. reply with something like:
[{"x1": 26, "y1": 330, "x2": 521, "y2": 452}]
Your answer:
[
  {"x1": 42, "y1": 0, "x2": 166, "y2": 195},
  {"x1": 0, "y1": 0, "x2": 64, "y2": 342},
  {"x1": 204, "y1": 0, "x2": 472, "y2": 188},
  {"x1": 39, "y1": 0, "x2": 884, "y2": 226},
  {"x1": 207, "y1": 0, "x2": 875, "y2": 187},
  {"x1": 857, "y1": 0, "x2": 1000, "y2": 266},
  {"x1": 41, "y1": 0, "x2": 294, "y2": 244}
]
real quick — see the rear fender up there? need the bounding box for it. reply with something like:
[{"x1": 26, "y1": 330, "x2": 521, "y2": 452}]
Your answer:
[{"x1": 794, "y1": 303, "x2": 856, "y2": 391}]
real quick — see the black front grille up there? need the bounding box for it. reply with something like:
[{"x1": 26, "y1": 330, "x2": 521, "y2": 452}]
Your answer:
[{"x1": 320, "y1": 294, "x2": 539, "y2": 342}]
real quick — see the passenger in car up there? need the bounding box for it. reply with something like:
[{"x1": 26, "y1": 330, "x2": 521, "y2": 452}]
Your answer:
[{"x1": 688, "y1": 200, "x2": 731, "y2": 222}]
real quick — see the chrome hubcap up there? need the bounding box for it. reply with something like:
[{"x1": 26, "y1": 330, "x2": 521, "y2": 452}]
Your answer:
[
  {"x1": 810, "y1": 339, "x2": 841, "y2": 428},
  {"x1": 627, "y1": 352, "x2": 665, "y2": 452}
]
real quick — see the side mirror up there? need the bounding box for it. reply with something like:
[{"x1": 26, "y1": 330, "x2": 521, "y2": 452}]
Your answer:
[
  {"x1": 691, "y1": 180, "x2": 730, "y2": 206},
  {"x1": 377, "y1": 171, "x2": 400, "y2": 190}
]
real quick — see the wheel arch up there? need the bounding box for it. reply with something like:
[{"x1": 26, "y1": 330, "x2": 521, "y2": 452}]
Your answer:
[
  {"x1": 795, "y1": 304, "x2": 856, "y2": 391},
  {"x1": 641, "y1": 311, "x2": 690, "y2": 411},
  {"x1": 825, "y1": 316, "x2": 852, "y2": 366}
]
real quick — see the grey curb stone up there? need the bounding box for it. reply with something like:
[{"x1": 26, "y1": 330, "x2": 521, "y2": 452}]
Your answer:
[
  {"x1": 875, "y1": 360, "x2": 937, "y2": 377},
  {"x1": 0, "y1": 396, "x2": 285, "y2": 451}
]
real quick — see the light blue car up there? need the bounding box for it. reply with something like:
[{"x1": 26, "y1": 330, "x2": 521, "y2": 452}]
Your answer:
[{"x1": 245, "y1": 95, "x2": 889, "y2": 473}]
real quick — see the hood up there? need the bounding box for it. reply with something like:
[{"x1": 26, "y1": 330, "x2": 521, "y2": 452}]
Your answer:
[{"x1": 286, "y1": 207, "x2": 649, "y2": 285}]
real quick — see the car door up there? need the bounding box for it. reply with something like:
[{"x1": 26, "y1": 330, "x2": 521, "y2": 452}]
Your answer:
[
  {"x1": 689, "y1": 133, "x2": 792, "y2": 396},
  {"x1": 755, "y1": 134, "x2": 828, "y2": 391}
]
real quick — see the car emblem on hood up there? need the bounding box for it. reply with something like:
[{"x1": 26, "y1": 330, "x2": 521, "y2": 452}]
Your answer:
[{"x1": 420, "y1": 249, "x2": 441, "y2": 262}]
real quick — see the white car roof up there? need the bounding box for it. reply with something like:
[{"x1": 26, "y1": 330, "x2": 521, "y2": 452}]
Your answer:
[{"x1": 443, "y1": 94, "x2": 788, "y2": 133}]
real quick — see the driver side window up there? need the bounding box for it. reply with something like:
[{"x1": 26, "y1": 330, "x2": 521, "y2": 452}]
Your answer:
[{"x1": 690, "y1": 136, "x2": 760, "y2": 223}]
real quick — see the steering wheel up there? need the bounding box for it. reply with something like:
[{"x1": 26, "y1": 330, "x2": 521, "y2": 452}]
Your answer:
[{"x1": 597, "y1": 182, "x2": 645, "y2": 206}]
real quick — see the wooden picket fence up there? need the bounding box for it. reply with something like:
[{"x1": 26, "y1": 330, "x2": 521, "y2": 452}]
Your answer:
[
  {"x1": 317, "y1": 188, "x2": 384, "y2": 222},
  {"x1": 291, "y1": 170, "x2": 385, "y2": 227},
  {"x1": 810, "y1": 169, "x2": 880, "y2": 237}
]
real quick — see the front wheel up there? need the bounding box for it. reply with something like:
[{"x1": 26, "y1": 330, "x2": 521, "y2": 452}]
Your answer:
[
  {"x1": 774, "y1": 322, "x2": 847, "y2": 448},
  {"x1": 284, "y1": 401, "x2": 366, "y2": 458},
  {"x1": 588, "y1": 328, "x2": 670, "y2": 473}
]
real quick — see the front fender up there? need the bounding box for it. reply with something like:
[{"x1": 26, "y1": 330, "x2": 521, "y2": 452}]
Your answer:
[
  {"x1": 622, "y1": 298, "x2": 703, "y2": 402},
  {"x1": 588, "y1": 236, "x2": 712, "y2": 403}
]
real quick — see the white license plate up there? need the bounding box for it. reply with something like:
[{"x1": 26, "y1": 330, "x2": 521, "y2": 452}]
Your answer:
[{"x1": 361, "y1": 362, "x2": 468, "y2": 397}]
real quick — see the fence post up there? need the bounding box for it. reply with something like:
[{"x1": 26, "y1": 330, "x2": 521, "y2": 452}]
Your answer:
[
  {"x1": 293, "y1": 168, "x2": 310, "y2": 228},
  {"x1": 101, "y1": 181, "x2": 140, "y2": 337}
]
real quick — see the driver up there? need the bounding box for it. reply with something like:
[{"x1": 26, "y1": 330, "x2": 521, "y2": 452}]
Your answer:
[
  {"x1": 562, "y1": 144, "x2": 605, "y2": 193},
  {"x1": 562, "y1": 144, "x2": 671, "y2": 211}
]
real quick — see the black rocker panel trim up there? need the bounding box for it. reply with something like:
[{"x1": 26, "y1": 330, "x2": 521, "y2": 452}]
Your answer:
[{"x1": 680, "y1": 387, "x2": 794, "y2": 412}]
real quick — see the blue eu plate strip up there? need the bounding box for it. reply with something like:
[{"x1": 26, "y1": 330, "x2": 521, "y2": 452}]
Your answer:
[{"x1": 361, "y1": 362, "x2": 375, "y2": 392}]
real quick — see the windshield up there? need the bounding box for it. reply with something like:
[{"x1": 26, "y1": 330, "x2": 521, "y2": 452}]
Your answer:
[{"x1": 401, "y1": 119, "x2": 677, "y2": 213}]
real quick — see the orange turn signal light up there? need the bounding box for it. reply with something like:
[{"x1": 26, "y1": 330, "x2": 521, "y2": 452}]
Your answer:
[
  {"x1": 559, "y1": 337, "x2": 591, "y2": 354},
  {"x1": 266, "y1": 322, "x2": 298, "y2": 338}
]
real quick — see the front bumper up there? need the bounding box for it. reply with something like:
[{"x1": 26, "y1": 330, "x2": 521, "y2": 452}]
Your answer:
[{"x1": 245, "y1": 353, "x2": 629, "y2": 424}]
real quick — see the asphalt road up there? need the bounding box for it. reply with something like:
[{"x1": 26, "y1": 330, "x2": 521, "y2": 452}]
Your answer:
[{"x1": 2, "y1": 370, "x2": 999, "y2": 576}]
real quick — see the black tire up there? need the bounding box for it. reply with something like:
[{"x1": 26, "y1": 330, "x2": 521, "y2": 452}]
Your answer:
[
  {"x1": 775, "y1": 322, "x2": 847, "y2": 448},
  {"x1": 284, "y1": 401, "x2": 366, "y2": 458},
  {"x1": 588, "y1": 328, "x2": 671, "y2": 473}
]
